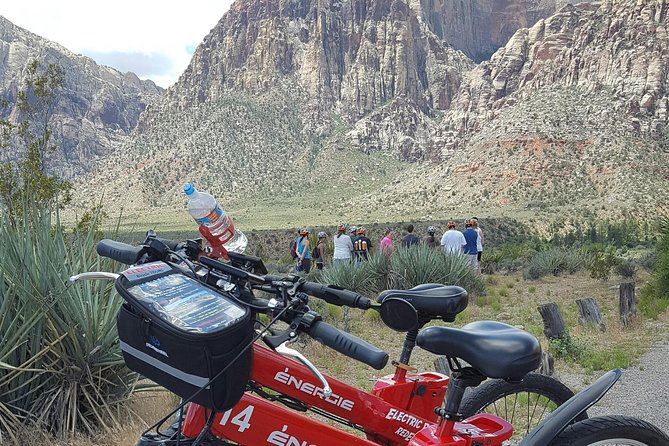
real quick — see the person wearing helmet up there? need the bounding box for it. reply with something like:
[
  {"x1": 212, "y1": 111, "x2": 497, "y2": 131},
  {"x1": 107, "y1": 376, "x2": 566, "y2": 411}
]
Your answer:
[
  {"x1": 353, "y1": 227, "x2": 373, "y2": 261},
  {"x1": 423, "y1": 225, "x2": 439, "y2": 248},
  {"x1": 440, "y1": 221, "x2": 466, "y2": 254},
  {"x1": 348, "y1": 226, "x2": 359, "y2": 257},
  {"x1": 462, "y1": 219, "x2": 479, "y2": 272},
  {"x1": 333, "y1": 223, "x2": 353, "y2": 266},
  {"x1": 295, "y1": 227, "x2": 312, "y2": 273},
  {"x1": 314, "y1": 231, "x2": 328, "y2": 270}
]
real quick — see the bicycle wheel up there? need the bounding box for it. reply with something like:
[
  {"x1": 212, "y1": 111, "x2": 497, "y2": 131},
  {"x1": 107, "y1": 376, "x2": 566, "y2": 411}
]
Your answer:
[
  {"x1": 459, "y1": 373, "x2": 585, "y2": 440},
  {"x1": 549, "y1": 415, "x2": 669, "y2": 445}
]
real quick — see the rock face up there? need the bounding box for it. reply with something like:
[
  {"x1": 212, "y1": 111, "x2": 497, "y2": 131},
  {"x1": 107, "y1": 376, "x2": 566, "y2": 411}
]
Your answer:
[
  {"x1": 417, "y1": 0, "x2": 669, "y2": 215},
  {"x1": 0, "y1": 16, "x2": 163, "y2": 178},
  {"x1": 148, "y1": 1, "x2": 465, "y2": 167},
  {"x1": 444, "y1": 0, "x2": 669, "y2": 148},
  {"x1": 417, "y1": 0, "x2": 574, "y2": 62}
]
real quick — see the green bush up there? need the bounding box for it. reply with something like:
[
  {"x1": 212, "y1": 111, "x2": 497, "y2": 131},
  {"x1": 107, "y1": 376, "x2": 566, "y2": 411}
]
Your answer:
[
  {"x1": 656, "y1": 219, "x2": 669, "y2": 300},
  {"x1": 319, "y1": 246, "x2": 484, "y2": 298},
  {"x1": 638, "y1": 249, "x2": 657, "y2": 271},
  {"x1": 614, "y1": 258, "x2": 638, "y2": 280},
  {"x1": 586, "y1": 245, "x2": 621, "y2": 281},
  {"x1": 638, "y1": 282, "x2": 669, "y2": 319},
  {"x1": 480, "y1": 243, "x2": 534, "y2": 274},
  {"x1": 524, "y1": 247, "x2": 588, "y2": 280},
  {"x1": 0, "y1": 205, "x2": 135, "y2": 440},
  {"x1": 549, "y1": 335, "x2": 586, "y2": 361}
]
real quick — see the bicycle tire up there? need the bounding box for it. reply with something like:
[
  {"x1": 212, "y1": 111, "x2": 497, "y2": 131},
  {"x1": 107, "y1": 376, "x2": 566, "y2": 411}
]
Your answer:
[
  {"x1": 549, "y1": 415, "x2": 669, "y2": 446},
  {"x1": 459, "y1": 373, "x2": 585, "y2": 439}
]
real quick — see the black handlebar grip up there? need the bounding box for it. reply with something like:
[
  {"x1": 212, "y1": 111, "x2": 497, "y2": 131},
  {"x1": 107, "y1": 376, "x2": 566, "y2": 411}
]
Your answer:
[
  {"x1": 299, "y1": 282, "x2": 372, "y2": 310},
  {"x1": 96, "y1": 239, "x2": 144, "y2": 265},
  {"x1": 155, "y1": 237, "x2": 180, "y2": 250},
  {"x1": 307, "y1": 321, "x2": 388, "y2": 370}
]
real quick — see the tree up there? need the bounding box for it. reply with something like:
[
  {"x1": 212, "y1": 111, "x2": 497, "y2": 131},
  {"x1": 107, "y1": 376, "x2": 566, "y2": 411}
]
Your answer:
[{"x1": 0, "y1": 59, "x2": 72, "y2": 216}]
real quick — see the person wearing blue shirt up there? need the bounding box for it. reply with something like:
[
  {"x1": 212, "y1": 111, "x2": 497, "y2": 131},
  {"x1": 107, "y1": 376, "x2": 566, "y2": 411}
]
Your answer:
[
  {"x1": 296, "y1": 228, "x2": 312, "y2": 273},
  {"x1": 462, "y1": 219, "x2": 479, "y2": 272}
]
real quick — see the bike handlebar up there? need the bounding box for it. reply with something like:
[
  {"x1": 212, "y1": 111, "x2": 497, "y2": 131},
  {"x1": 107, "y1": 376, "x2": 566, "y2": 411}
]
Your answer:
[
  {"x1": 305, "y1": 320, "x2": 389, "y2": 370},
  {"x1": 95, "y1": 236, "x2": 387, "y2": 369},
  {"x1": 96, "y1": 239, "x2": 144, "y2": 265},
  {"x1": 298, "y1": 282, "x2": 372, "y2": 310}
]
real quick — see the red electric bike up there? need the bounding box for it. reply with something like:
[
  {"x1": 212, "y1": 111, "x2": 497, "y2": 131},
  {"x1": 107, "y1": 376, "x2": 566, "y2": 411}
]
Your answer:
[{"x1": 70, "y1": 232, "x2": 669, "y2": 446}]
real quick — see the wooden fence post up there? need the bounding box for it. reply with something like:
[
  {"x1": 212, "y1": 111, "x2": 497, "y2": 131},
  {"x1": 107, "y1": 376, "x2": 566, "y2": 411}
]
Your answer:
[
  {"x1": 537, "y1": 302, "x2": 567, "y2": 340},
  {"x1": 619, "y1": 281, "x2": 636, "y2": 327},
  {"x1": 576, "y1": 297, "x2": 606, "y2": 332},
  {"x1": 433, "y1": 356, "x2": 450, "y2": 376}
]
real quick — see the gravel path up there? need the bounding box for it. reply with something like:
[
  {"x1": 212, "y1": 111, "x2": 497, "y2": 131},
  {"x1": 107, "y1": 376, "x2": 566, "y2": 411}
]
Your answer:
[{"x1": 558, "y1": 340, "x2": 669, "y2": 430}]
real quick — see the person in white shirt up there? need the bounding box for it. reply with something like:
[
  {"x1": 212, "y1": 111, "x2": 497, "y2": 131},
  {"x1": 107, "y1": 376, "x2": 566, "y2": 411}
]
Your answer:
[
  {"x1": 440, "y1": 221, "x2": 466, "y2": 253},
  {"x1": 333, "y1": 223, "x2": 353, "y2": 266}
]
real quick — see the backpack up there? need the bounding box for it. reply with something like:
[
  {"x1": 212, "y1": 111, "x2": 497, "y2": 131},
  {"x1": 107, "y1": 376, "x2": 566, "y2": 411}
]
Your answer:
[
  {"x1": 312, "y1": 243, "x2": 320, "y2": 259},
  {"x1": 289, "y1": 238, "x2": 298, "y2": 259}
]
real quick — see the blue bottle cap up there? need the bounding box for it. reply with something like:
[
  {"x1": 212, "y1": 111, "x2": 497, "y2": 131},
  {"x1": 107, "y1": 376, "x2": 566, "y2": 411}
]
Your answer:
[{"x1": 183, "y1": 182, "x2": 195, "y2": 196}]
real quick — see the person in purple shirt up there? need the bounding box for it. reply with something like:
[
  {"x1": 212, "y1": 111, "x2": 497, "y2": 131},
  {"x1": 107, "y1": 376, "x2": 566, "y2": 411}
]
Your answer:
[{"x1": 462, "y1": 219, "x2": 479, "y2": 272}]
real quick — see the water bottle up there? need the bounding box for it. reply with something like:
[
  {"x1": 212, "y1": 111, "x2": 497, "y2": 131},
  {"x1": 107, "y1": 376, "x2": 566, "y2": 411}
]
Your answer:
[{"x1": 183, "y1": 182, "x2": 247, "y2": 254}]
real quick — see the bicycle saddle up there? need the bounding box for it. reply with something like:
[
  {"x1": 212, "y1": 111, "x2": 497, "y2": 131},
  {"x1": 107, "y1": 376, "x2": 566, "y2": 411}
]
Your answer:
[
  {"x1": 416, "y1": 321, "x2": 542, "y2": 380},
  {"x1": 376, "y1": 284, "x2": 468, "y2": 322}
]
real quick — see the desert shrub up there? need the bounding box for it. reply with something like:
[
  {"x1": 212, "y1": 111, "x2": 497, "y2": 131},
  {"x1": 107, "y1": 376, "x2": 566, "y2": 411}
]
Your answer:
[
  {"x1": 319, "y1": 246, "x2": 484, "y2": 297},
  {"x1": 386, "y1": 246, "x2": 485, "y2": 295},
  {"x1": 638, "y1": 282, "x2": 669, "y2": 319},
  {"x1": 0, "y1": 205, "x2": 135, "y2": 441},
  {"x1": 656, "y1": 219, "x2": 669, "y2": 300},
  {"x1": 480, "y1": 243, "x2": 534, "y2": 274},
  {"x1": 549, "y1": 334, "x2": 586, "y2": 361},
  {"x1": 319, "y1": 259, "x2": 378, "y2": 298},
  {"x1": 586, "y1": 245, "x2": 621, "y2": 281},
  {"x1": 638, "y1": 249, "x2": 657, "y2": 271},
  {"x1": 365, "y1": 251, "x2": 390, "y2": 293},
  {"x1": 614, "y1": 258, "x2": 638, "y2": 280},
  {"x1": 524, "y1": 247, "x2": 588, "y2": 280}
]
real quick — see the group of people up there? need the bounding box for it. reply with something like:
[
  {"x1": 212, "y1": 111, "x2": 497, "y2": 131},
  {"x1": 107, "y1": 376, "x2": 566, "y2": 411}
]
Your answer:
[
  {"x1": 292, "y1": 218, "x2": 484, "y2": 273},
  {"x1": 439, "y1": 218, "x2": 484, "y2": 272}
]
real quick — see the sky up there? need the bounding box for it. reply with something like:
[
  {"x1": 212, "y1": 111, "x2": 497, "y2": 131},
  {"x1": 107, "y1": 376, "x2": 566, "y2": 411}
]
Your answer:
[{"x1": 2, "y1": 1, "x2": 235, "y2": 88}]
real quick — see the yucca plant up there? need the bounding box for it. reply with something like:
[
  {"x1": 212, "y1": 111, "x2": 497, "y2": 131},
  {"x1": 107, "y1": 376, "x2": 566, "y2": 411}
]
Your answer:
[
  {"x1": 0, "y1": 203, "x2": 136, "y2": 441},
  {"x1": 319, "y1": 260, "x2": 378, "y2": 298},
  {"x1": 387, "y1": 245, "x2": 484, "y2": 294}
]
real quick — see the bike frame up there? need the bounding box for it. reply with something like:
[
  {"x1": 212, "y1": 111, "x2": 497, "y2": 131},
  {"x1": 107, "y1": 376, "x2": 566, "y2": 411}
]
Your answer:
[{"x1": 182, "y1": 344, "x2": 513, "y2": 445}]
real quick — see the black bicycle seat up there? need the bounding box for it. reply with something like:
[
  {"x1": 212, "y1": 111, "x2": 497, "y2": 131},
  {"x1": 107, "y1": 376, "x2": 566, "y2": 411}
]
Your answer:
[
  {"x1": 416, "y1": 320, "x2": 542, "y2": 380},
  {"x1": 376, "y1": 284, "x2": 468, "y2": 322}
]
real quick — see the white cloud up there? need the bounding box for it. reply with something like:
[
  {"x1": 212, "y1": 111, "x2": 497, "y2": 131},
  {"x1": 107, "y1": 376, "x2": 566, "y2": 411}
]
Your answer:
[{"x1": 1, "y1": 0, "x2": 235, "y2": 88}]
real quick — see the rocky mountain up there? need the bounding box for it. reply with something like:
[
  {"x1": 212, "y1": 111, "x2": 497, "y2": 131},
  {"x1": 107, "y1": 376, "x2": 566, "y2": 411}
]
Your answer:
[
  {"x1": 416, "y1": 0, "x2": 573, "y2": 62},
  {"x1": 0, "y1": 16, "x2": 163, "y2": 178},
  {"x1": 5, "y1": 0, "x2": 667, "y2": 226},
  {"x1": 76, "y1": 0, "x2": 581, "y2": 219},
  {"x1": 422, "y1": 0, "x2": 669, "y2": 217}
]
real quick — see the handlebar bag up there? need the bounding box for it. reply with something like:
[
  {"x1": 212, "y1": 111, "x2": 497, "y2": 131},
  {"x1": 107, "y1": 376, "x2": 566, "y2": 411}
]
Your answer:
[{"x1": 114, "y1": 261, "x2": 253, "y2": 411}]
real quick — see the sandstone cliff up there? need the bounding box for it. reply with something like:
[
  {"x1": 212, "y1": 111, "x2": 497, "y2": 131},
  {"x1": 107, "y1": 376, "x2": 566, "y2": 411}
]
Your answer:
[{"x1": 0, "y1": 16, "x2": 163, "y2": 178}]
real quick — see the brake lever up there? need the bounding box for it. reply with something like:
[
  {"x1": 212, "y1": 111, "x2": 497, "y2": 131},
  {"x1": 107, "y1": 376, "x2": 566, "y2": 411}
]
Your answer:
[
  {"x1": 275, "y1": 341, "x2": 332, "y2": 397},
  {"x1": 69, "y1": 272, "x2": 120, "y2": 282}
]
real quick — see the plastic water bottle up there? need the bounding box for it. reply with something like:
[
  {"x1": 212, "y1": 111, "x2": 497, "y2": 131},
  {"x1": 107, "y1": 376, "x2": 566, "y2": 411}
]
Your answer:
[{"x1": 183, "y1": 182, "x2": 247, "y2": 254}]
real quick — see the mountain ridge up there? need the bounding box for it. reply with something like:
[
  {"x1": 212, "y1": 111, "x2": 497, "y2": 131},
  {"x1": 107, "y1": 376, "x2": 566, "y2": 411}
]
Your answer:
[{"x1": 2, "y1": 1, "x2": 668, "y2": 228}]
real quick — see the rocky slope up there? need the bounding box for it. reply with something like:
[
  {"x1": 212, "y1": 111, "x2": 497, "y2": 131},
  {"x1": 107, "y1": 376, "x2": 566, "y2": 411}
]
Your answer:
[
  {"x1": 414, "y1": 0, "x2": 669, "y2": 217},
  {"x1": 0, "y1": 16, "x2": 162, "y2": 178},
  {"x1": 416, "y1": 0, "x2": 577, "y2": 62},
  {"x1": 78, "y1": 0, "x2": 577, "y2": 216},
  {"x1": 6, "y1": 0, "x2": 667, "y2": 224}
]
